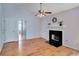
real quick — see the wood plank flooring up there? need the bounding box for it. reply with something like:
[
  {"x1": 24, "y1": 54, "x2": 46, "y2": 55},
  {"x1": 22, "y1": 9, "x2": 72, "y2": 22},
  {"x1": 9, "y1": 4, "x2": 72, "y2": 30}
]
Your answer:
[{"x1": 0, "y1": 38, "x2": 79, "y2": 56}]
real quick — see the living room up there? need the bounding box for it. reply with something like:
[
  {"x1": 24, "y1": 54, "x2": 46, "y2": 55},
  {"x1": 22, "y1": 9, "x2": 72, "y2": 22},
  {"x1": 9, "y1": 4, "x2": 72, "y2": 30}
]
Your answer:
[{"x1": 0, "y1": 3, "x2": 79, "y2": 56}]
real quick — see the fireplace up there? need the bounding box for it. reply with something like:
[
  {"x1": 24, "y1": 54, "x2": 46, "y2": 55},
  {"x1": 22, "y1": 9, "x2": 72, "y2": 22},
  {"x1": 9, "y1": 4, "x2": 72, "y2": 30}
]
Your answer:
[{"x1": 49, "y1": 30, "x2": 62, "y2": 47}]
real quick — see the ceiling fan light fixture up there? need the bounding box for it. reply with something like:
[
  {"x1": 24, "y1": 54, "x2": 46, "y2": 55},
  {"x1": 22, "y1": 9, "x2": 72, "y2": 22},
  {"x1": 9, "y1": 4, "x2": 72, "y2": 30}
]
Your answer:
[
  {"x1": 35, "y1": 12, "x2": 46, "y2": 17},
  {"x1": 35, "y1": 10, "x2": 46, "y2": 17},
  {"x1": 35, "y1": 3, "x2": 52, "y2": 17}
]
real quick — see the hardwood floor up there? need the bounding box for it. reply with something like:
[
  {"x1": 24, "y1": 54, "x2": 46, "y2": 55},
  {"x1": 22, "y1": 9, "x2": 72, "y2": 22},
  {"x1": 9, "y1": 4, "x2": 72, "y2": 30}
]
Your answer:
[{"x1": 0, "y1": 38, "x2": 79, "y2": 56}]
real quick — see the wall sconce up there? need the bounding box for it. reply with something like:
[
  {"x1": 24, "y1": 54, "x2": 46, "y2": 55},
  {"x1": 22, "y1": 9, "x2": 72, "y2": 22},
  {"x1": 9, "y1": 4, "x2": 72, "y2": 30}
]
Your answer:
[{"x1": 59, "y1": 21, "x2": 63, "y2": 26}]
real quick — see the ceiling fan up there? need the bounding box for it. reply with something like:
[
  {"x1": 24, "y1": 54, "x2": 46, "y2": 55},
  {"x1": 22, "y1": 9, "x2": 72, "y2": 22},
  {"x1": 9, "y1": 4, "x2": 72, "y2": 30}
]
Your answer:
[{"x1": 35, "y1": 3, "x2": 52, "y2": 17}]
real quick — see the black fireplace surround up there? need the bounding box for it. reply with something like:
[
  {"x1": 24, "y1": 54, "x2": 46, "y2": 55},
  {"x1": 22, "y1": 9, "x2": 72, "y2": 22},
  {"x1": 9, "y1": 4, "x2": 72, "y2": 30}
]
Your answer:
[{"x1": 49, "y1": 30, "x2": 62, "y2": 47}]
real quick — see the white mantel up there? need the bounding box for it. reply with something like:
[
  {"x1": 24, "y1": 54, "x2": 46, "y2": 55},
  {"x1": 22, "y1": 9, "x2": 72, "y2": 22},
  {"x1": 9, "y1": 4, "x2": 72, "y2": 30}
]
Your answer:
[{"x1": 48, "y1": 24, "x2": 63, "y2": 31}]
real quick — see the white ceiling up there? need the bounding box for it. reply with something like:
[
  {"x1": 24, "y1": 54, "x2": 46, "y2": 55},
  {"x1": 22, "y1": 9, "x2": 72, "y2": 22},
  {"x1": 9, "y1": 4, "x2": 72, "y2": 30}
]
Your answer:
[{"x1": 17, "y1": 3, "x2": 79, "y2": 14}]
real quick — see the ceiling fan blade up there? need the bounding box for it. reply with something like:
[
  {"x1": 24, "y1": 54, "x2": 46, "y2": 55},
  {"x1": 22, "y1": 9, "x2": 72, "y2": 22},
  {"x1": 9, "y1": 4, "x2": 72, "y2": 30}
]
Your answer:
[{"x1": 45, "y1": 12, "x2": 52, "y2": 14}]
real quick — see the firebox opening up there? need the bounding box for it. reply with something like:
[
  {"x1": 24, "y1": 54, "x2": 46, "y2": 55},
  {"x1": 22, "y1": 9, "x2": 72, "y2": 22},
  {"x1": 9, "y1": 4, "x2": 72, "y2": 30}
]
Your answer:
[{"x1": 49, "y1": 30, "x2": 62, "y2": 47}]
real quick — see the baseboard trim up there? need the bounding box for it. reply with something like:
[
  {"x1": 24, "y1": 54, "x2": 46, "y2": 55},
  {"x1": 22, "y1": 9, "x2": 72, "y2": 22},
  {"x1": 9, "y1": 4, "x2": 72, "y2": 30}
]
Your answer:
[
  {"x1": 63, "y1": 44, "x2": 79, "y2": 51},
  {"x1": 4, "y1": 36, "x2": 41, "y2": 43},
  {"x1": 26, "y1": 36, "x2": 41, "y2": 40}
]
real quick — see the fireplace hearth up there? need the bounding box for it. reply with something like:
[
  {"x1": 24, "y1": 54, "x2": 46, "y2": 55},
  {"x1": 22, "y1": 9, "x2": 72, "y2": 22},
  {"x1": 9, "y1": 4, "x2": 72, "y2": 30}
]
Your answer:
[{"x1": 49, "y1": 30, "x2": 62, "y2": 47}]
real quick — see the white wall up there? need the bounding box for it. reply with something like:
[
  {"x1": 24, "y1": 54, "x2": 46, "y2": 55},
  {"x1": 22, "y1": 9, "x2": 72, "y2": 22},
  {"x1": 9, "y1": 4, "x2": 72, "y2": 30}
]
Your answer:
[
  {"x1": 41, "y1": 7, "x2": 79, "y2": 50},
  {"x1": 0, "y1": 4, "x2": 5, "y2": 49},
  {"x1": 4, "y1": 4, "x2": 41, "y2": 42},
  {"x1": 63, "y1": 7, "x2": 79, "y2": 50},
  {"x1": 0, "y1": 4, "x2": 2, "y2": 49}
]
